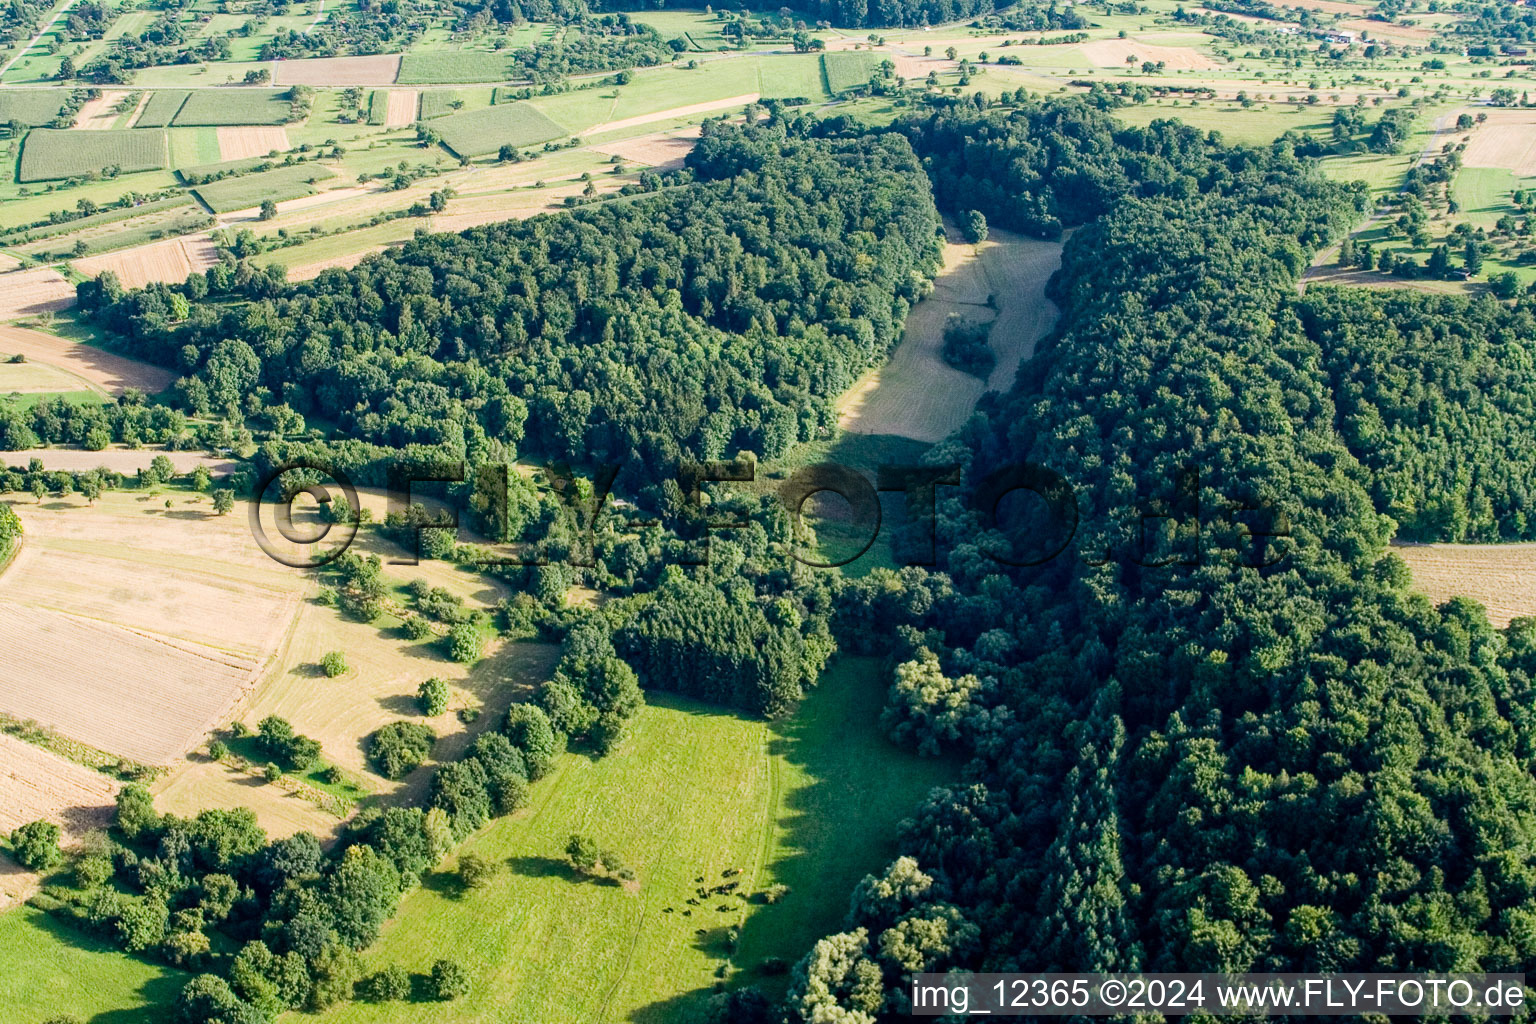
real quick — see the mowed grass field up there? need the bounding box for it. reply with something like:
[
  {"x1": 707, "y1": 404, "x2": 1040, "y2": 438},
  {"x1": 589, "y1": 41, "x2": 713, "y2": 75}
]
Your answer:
[
  {"x1": 822, "y1": 51, "x2": 881, "y2": 94},
  {"x1": 316, "y1": 657, "x2": 953, "y2": 1024},
  {"x1": 433, "y1": 103, "x2": 566, "y2": 157},
  {"x1": 0, "y1": 907, "x2": 186, "y2": 1024},
  {"x1": 19, "y1": 129, "x2": 168, "y2": 182},
  {"x1": 193, "y1": 163, "x2": 336, "y2": 212}
]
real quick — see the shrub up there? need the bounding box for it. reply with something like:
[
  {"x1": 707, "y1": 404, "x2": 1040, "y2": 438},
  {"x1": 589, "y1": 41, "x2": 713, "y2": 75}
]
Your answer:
[
  {"x1": 359, "y1": 964, "x2": 410, "y2": 1002},
  {"x1": 959, "y1": 208, "x2": 988, "y2": 243},
  {"x1": 10, "y1": 819, "x2": 62, "y2": 871},
  {"x1": 402, "y1": 616, "x2": 433, "y2": 639},
  {"x1": 264, "y1": 762, "x2": 283, "y2": 782},
  {"x1": 417, "y1": 677, "x2": 450, "y2": 716},
  {"x1": 208, "y1": 739, "x2": 230, "y2": 762},
  {"x1": 458, "y1": 852, "x2": 494, "y2": 888},
  {"x1": 73, "y1": 854, "x2": 113, "y2": 889},
  {"x1": 427, "y1": 958, "x2": 470, "y2": 1001},
  {"x1": 368, "y1": 722, "x2": 436, "y2": 779},
  {"x1": 444, "y1": 622, "x2": 482, "y2": 663},
  {"x1": 320, "y1": 650, "x2": 348, "y2": 677}
]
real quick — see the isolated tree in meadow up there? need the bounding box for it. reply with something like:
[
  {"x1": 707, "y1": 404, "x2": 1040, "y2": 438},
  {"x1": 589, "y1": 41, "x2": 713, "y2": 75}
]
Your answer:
[
  {"x1": 458, "y1": 852, "x2": 494, "y2": 888},
  {"x1": 31, "y1": 479, "x2": 46, "y2": 503},
  {"x1": 320, "y1": 651, "x2": 348, "y2": 677},
  {"x1": 417, "y1": 677, "x2": 450, "y2": 716},
  {"x1": 565, "y1": 834, "x2": 600, "y2": 875},
  {"x1": 10, "y1": 819, "x2": 62, "y2": 871},
  {"x1": 213, "y1": 489, "x2": 235, "y2": 515},
  {"x1": 191, "y1": 465, "x2": 211, "y2": 492},
  {"x1": 445, "y1": 622, "x2": 482, "y2": 663}
]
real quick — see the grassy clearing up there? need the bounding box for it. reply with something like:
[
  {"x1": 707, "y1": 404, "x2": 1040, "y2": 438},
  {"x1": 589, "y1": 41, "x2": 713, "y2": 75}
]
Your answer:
[
  {"x1": 193, "y1": 162, "x2": 335, "y2": 212},
  {"x1": 822, "y1": 51, "x2": 881, "y2": 94},
  {"x1": 169, "y1": 125, "x2": 223, "y2": 168},
  {"x1": 18, "y1": 129, "x2": 168, "y2": 183},
  {"x1": 315, "y1": 657, "x2": 951, "y2": 1024},
  {"x1": 1452, "y1": 166, "x2": 1520, "y2": 227},
  {"x1": 397, "y1": 51, "x2": 514, "y2": 85},
  {"x1": 0, "y1": 90, "x2": 64, "y2": 127},
  {"x1": 758, "y1": 54, "x2": 827, "y2": 101},
  {"x1": 174, "y1": 90, "x2": 292, "y2": 126},
  {"x1": 0, "y1": 907, "x2": 186, "y2": 1024},
  {"x1": 132, "y1": 89, "x2": 189, "y2": 128},
  {"x1": 433, "y1": 103, "x2": 565, "y2": 157}
]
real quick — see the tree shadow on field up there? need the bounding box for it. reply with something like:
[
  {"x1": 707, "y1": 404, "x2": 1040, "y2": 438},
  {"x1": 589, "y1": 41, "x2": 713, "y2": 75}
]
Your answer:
[
  {"x1": 13, "y1": 910, "x2": 188, "y2": 1024},
  {"x1": 163, "y1": 509, "x2": 215, "y2": 521},
  {"x1": 376, "y1": 693, "x2": 419, "y2": 716},
  {"x1": 506, "y1": 854, "x2": 584, "y2": 883}
]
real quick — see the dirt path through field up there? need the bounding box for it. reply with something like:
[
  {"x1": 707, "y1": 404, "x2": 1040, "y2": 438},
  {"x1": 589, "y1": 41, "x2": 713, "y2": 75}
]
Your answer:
[
  {"x1": 578, "y1": 92, "x2": 760, "y2": 137},
  {"x1": 837, "y1": 223, "x2": 1062, "y2": 442},
  {"x1": 0, "y1": 324, "x2": 173, "y2": 394}
]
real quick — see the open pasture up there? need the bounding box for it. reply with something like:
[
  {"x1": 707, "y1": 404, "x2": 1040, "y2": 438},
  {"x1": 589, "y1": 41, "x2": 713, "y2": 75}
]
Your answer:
[
  {"x1": 315, "y1": 658, "x2": 952, "y2": 1024},
  {"x1": 18, "y1": 128, "x2": 168, "y2": 182},
  {"x1": 433, "y1": 102, "x2": 566, "y2": 157}
]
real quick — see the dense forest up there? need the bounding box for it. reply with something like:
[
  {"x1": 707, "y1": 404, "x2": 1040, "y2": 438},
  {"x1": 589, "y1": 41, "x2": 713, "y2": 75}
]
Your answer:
[
  {"x1": 33, "y1": 92, "x2": 1536, "y2": 1023},
  {"x1": 784, "y1": 105, "x2": 1536, "y2": 1019},
  {"x1": 79, "y1": 123, "x2": 940, "y2": 484}
]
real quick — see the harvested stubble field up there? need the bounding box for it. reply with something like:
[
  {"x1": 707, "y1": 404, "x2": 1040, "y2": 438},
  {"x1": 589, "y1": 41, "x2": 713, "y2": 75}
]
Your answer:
[
  {"x1": 272, "y1": 54, "x2": 402, "y2": 86},
  {"x1": 18, "y1": 128, "x2": 168, "y2": 182},
  {"x1": 838, "y1": 224, "x2": 1062, "y2": 442},
  {"x1": 215, "y1": 125, "x2": 290, "y2": 161},
  {"x1": 192, "y1": 163, "x2": 335, "y2": 212},
  {"x1": 1394, "y1": 542, "x2": 1536, "y2": 627},
  {"x1": 0, "y1": 269, "x2": 76, "y2": 321},
  {"x1": 1462, "y1": 110, "x2": 1536, "y2": 177},
  {"x1": 131, "y1": 89, "x2": 188, "y2": 128},
  {"x1": 383, "y1": 89, "x2": 418, "y2": 127},
  {"x1": 1080, "y1": 37, "x2": 1220, "y2": 70},
  {"x1": 0, "y1": 90, "x2": 63, "y2": 126},
  {"x1": 0, "y1": 325, "x2": 172, "y2": 395},
  {"x1": 154, "y1": 757, "x2": 345, "y2": 842},
  {"x1": 433, "y1": 102, "x2": 565, "y2": 157},
  {"x1": 173, "y1": 89, "x2": 292, "y2": 126},
  {"x1": 0, "y1": 357, "x2": 93, "y2": 396},
  {"x1": 396, "y1": 51, "x2": 515, "y2": 85},
  {"x1": 589, "y1": 124, "x2": 700, "y2": 170},
  {"x1": 0, "y1": 733, "x2": 117, "y2": 849},
  {"x1": 73, "y1": 90, "x2": 129, "y2": 130},
  {"x1": 0, "y1": 491, "x2": 311, "y2": 764},
  {"x1": 72, "y1": 233, "x2": 219, "y2": 290}
]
